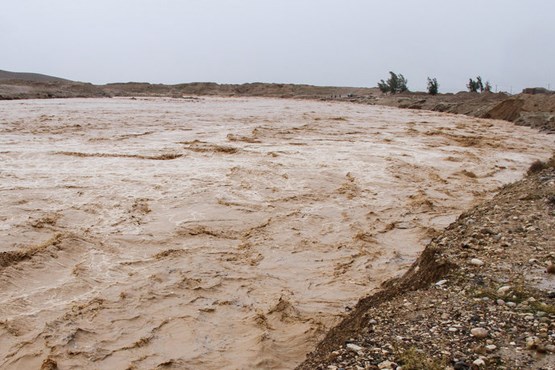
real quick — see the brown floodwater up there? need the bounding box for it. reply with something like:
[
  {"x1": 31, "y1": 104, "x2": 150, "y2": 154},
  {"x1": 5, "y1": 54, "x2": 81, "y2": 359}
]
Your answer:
[{"x1": 0, "y1": 97, "x2": 552, "y2": 369}]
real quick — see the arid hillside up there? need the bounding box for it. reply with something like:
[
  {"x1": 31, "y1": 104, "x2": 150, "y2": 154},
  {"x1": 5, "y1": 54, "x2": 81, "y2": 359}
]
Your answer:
[
  {"x1": 0, "y1": 70, "x2": 71, "y2": 83},
  {"x1": 0, "y1": 69, "x2": 108, "y2": 99}
]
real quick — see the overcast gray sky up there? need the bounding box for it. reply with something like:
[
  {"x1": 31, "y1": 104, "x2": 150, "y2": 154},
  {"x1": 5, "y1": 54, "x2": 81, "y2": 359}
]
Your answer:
[{"x1": 1, "y1": 0, "x2": 554, "y2": 93}]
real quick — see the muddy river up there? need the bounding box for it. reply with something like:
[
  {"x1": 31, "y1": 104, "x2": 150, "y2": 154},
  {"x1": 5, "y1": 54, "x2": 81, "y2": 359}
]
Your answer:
[{"x1": 0, "y1": 97, "x2": 552, "y2": 369}]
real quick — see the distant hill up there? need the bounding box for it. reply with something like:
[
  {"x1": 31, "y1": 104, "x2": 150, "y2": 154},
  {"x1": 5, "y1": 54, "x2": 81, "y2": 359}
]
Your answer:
[
  {"x1": 0, "y1": 69, "x2": 71, "y2": 83},
  {"x1": 0, "y1": 69, "x2": 108, "y2": 100}
]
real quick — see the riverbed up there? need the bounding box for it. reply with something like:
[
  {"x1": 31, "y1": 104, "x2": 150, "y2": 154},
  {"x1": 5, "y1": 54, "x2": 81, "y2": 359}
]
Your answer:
[{"x1": 0, "y1": 97, "x2": 552, "y2": 369}]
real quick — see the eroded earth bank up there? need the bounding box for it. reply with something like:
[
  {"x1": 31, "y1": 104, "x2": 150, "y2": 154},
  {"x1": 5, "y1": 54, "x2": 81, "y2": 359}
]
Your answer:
[{"x1": 0, "y1": 97, "x2": 553, "y2": 369}]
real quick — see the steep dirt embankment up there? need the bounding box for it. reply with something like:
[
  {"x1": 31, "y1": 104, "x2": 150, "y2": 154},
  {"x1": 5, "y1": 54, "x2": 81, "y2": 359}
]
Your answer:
[
  {"x1": 298, "y1": 158, "x2": 555, "y2": 369},
  {"x1": 369, "y1": 91, "x2": 555, "y2": 133},
  {"x1": 483, "y1": 94, "x2": 555, "y2": 133}
]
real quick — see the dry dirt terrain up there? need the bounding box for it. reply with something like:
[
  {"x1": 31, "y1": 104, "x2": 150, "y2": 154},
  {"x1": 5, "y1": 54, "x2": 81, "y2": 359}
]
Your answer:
[{"x1": 0, "y1": 97, "x2": 553, "y2": 369}]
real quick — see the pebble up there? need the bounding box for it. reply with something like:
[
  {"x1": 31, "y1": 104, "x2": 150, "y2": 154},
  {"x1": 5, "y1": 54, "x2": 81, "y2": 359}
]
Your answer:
[
  {"x1": 470, "y1": 258, "x2": 484, "y2": 266},
  {"x1": 346, "y1": 343, "x2": 363, "y2": 354},
  {"x1": 485, "y1": 344, "x2": 497, "y2": 352},
  {"x1": 526, "y1": 336, "x2": 541, "y2": 350},
  {"x1": 378, "y1": 360, "x2": 396, "y2": 369},
  {"x1": 471, "y1": 327, "x2": 489, "y2": 338},
  {"x1": 454, "y1": 361, "x2": 471, "y2": 370},
  {"x1": 473, "y1": 358, "x2": 486, "y2": 367}
]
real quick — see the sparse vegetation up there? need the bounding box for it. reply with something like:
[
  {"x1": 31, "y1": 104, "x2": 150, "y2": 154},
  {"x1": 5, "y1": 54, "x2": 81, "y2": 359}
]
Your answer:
[
  {"x1": 427, "y1": 77, "x2": 439, "y2": 95},
  {"x1": 467, "y1": 76, "x2": 492, "y2": 93},
  {"x1": 396, "y1": 347, "x2": 447, "y2": 370},
  {"x1": 378, "y1": 71, "x2": 408, "y2": 94},
  {"x1": 484, "y1": 81, "x2": 492, "y2": 93},
  {"x1": 527, "y1": 157, "x2": 555, "y2": 175},
  {"x1": 467, "y1": 77, "x2": 481, "y2": 93},
  {"x1": 528, "y1": 160, "x2": 548, "y2": 174}
]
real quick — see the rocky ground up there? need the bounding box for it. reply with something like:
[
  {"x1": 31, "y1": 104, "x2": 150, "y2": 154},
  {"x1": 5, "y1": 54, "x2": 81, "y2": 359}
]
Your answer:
[{"x1": 298, "y1": 157, "x2": 555, "y2": 370}]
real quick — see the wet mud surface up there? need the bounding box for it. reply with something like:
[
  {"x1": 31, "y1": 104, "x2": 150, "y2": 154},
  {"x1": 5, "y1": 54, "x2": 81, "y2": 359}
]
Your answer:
[{"x1": 0, "y1": 97, "x2": 552, "y2": 369}]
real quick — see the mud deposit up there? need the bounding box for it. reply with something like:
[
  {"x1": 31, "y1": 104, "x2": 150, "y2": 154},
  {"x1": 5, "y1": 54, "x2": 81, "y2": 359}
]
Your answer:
[{"x1": 0, "y1": 97, "x2": 552, "y2": 369}]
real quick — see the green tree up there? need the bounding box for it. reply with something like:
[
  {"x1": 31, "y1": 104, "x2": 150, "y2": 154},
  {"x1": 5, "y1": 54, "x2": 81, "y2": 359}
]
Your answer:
[
  {"x1": 378, "y1": 71, "x2": 409, "y2": 94},
  {"x1": 467, "y1": 76, "x2": 492, "y2": 93},
  {"x1": 476, "y1": 76, "x2": 484, "y2": 92},
  {"x1": 467, "y1": 77, "x2": 480, "y2": 92},
  {"x1": 427, "y1": 77, "x2": 439, "y2": 95}
]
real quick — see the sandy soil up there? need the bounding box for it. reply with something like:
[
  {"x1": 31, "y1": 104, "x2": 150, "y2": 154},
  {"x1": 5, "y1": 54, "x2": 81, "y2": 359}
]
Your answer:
[{"x1": 0, "y1": 97, "x2": 552, "y2": 369}]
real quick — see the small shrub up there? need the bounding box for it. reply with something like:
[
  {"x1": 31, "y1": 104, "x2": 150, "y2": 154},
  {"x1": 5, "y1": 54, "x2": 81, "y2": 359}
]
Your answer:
[
  {"x1": 467, "y1": 77, "x2": 480, "y2": 92},
  {"x1": 484, "y1": 81, "x2": 492, "y2": 92},
  {"x1": 476, "y1": 76, "x2": 484, "y2": 92},
  {"x1": 527, "y1": 160, "x2": 548, "y2": 175},
  {"x1": 397, "y1": 347, "x2": 446, "y2": 370},
  {"x1": 427, "y1": 77, "x2": 439, "y2": 95},
  {"x1": 378, "y1": 71, "x2": 409, "y2": 94},
  {"x1": 378, "y1": 80, "x2": 390, "y2": 93}
]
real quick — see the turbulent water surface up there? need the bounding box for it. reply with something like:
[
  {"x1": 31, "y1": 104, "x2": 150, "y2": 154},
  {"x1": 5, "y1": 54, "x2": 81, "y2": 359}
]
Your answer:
[{"x1": 0, "y1": 97, "x2": 552, "y2": 369}]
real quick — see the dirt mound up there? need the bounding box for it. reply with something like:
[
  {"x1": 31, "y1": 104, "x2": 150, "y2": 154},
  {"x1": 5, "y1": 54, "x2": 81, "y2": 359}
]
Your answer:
[
  {"x1": 482, "y1": 98, "x2": 525, "y2": 122},
  {"x1": 481, "y1": 94, "x2": 555, "y2": 132},
  {"x1": 369, "y1": 91, "x2": 555, "y2": 133}
]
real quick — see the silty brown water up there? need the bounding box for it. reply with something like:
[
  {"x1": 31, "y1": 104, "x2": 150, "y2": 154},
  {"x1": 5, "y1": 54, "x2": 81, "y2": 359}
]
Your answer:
[{"x1": 0, "y1": 97, "x2": 552, "y2": 369}]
